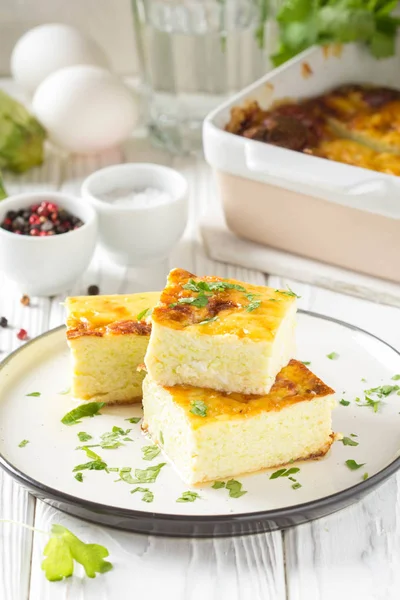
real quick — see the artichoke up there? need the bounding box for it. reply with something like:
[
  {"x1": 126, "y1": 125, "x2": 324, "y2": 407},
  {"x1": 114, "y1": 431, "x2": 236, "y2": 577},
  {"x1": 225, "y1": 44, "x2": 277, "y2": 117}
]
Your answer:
[{"x1": 0, "y1": 90, "x2": 46, "y2": 173}]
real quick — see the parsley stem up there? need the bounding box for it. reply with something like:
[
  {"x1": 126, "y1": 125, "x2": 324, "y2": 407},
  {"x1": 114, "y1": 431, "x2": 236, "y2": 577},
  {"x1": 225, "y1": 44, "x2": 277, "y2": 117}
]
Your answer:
[{"x1": 0, "y1": 519, "x2": 48, "y2": 535}]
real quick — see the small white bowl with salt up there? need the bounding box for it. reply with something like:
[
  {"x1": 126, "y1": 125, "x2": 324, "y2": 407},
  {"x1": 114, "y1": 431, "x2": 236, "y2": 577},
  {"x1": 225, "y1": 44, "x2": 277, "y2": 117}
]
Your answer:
[{"x1": 81, "y1": 163, "x2": 188, "y2": 266}]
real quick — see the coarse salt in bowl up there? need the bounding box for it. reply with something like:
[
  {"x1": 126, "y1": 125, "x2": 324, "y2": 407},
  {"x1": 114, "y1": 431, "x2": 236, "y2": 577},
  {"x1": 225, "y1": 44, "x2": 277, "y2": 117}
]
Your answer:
[{"x1": 81, "y1": 163, "x2": 189, "y2": 266}]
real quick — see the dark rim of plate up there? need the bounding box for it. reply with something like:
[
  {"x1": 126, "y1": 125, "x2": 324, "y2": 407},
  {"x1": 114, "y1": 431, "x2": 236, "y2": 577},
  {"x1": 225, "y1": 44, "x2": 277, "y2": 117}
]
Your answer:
[{"x1": 0, "y1": 310, "x2": 399, "y2": 537}]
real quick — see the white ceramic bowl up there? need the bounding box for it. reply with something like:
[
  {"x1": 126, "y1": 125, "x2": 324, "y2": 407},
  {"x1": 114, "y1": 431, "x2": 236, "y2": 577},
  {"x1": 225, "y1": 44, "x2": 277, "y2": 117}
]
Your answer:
[
  {"x1": 81, "y1": 163, "x2": 188, "y2": 266},
  {"x1": 0, "y1": 192, "x2": 97, "y2": 296}
]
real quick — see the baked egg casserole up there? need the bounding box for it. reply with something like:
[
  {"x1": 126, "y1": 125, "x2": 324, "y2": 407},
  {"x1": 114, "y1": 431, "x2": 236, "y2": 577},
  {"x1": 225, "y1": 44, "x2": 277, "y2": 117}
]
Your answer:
[
  {"x1": 142, "y1": 359, "x2": 336, "y2": 485},
  {"x1": 66, "y1": 292, "x2": 159, "y2": 404},
  {"x1": 144, "y1": 268, "x2": 297, "y2": 395}
]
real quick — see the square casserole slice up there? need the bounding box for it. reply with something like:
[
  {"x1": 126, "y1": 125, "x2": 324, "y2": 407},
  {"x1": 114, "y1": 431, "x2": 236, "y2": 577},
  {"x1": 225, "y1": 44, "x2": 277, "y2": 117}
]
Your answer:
[
  {"x1": 66, "y1": 292, "x2": 159, "y2": 404},
  {"x1": 144, "y1": 268, "x2": 297, "y2": 395},
  {"x1": 142, "y1": 360, "x2": 336, "y2": 485}
]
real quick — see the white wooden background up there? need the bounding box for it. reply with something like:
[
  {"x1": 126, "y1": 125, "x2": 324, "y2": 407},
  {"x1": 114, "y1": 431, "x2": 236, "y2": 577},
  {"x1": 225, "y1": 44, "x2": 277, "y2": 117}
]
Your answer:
[{"x1": 1, "y1": 77, "x2": 400, "y2": 599}]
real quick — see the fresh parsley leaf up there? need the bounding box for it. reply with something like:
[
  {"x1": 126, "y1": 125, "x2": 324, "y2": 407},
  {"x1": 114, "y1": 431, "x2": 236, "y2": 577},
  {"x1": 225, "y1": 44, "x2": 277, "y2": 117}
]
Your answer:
[
  {"x1": 26, "y1": 392, "x2": 40, "y2": 397},
  {"x1": 177, "y1": 295, "x2": 209, "y2": 308},
  {"x1": 361, "y1": 378, "x2": 367, "y2": 383},
  {"x1": 292, "y1": 482, "x2": 302, "y2": 490},
  {"x1": 119, "y1": 463, "x2": 166, "y2": 484},
  {"x1": 81, "y1": 446, "x2": 103, "y2": 461},
  {"x1": 125, "y1": 417, "x2": 141, "y2": 424},
  {"x1": 190, "y1": 400, "x2": 208, "y2": 417},
  {"x1": 350, "y1": 433, "x2": 358, "y2": 437},
  {"x1": 61, "y1": 402, "x2": 105, "y2": 426},
  {"x1": 270, "y1": 467, "x2": 300, "y2": 479},
  {"x1": 212, "y1": 481, "x2": 226, "y2": 489},
  {"x1": 276, "y1": 286, "x2": 301, "y2": 299},
  {"x1": 74, "y1": 473, "x2": 83, "y2": 483},
  {"x1": 245, "y1": 299, "x2": 261, "y2": 312},
  {"x1": 123, "y1": 437, "x2": 133, "y2": 442},
  {"x1": 183, "y1": 279, "x2": 246, "y2": 293},
  {"x1": 270, "y1": 468, "x2": 288, "y2": 479},
  {"x1": 73, "y1": 460, "x2": 107, "y2": 472},
  {"x1": 365, "y1": 384, "x2": 399, "y2": 397},
  {"x1": 226, "y1": 479, "x2": 247, "y2": 498},
  {"x1": 77, "y1": 432, "x2": 92, "y2": 442},
  {"x1": 142, "y1": 445, "x2": 161, "y2": 461},
  {"x1": 301, "y1": 361, "x2": 311, "y2": 366},
  {"x1": 105, "y1": 467, "x2": 119, "y2": 473},
  {"x1": 18, "y1": 439, "x2": 29, "y2": 448},
  {"x1": 363, "y1": 472, "x2": 369, "y2": 480},
  {"x1": 340, "y1": 399, "x2": 350, "y2": 406},
  {"x1": 345, "y1": 459, "x2": 365, "y2": 471},
  {"x1": 98, "y1": 427, "x2": 132, "y2": 449},
  {"x1": 41, "y1": 524, "x2": 112, "y2": 581},
  {"x1": 359, "y1": 396, "x2": 381, "y2": 413},
  {"x1": 198, "y1": 316, "x2": 218, "y2": 325},
  {"x1": 327, "y1": 352, "x2": 339, "y2": 360},
  {"x1": 159, "y1": 431, "x2": 164, "y2": 445},
  {"x1": 136, "y1": 307, "x2": 152, "y2": 321},
  {"x1": 131, "y1": 487, "x2": 154, "y2": 502},
  {"x1": 392, "y1": 374, "x2": 400, "y2": 381},
  {"x1": 177, "y1": 491, "x2": 201, "y2": 503},
  {"x1": 288, "y1": 476, "x2": 297, "y2": 482},
  {"x1": 341, "y1": 436, "x2": 359, "y2": 447}
]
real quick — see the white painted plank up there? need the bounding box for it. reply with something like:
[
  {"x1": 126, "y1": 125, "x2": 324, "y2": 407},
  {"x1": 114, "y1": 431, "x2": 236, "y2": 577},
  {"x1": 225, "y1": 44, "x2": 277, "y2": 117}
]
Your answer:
[{"x1": 30, "y1": 502, "x2": 286, "y2": 600}]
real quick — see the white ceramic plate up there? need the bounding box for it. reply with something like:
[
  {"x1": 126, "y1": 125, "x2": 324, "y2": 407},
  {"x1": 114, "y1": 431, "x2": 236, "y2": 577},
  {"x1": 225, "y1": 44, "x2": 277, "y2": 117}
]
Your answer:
[{"x1": 0, "y1": 311, "x2": 399, "y2": 537}]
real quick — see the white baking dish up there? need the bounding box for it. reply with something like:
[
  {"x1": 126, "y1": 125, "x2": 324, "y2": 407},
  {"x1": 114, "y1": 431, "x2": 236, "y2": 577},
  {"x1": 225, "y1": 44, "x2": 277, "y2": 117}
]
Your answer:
[{"x1": 203, "y1": 43, "x2": 400, "y2": 283}]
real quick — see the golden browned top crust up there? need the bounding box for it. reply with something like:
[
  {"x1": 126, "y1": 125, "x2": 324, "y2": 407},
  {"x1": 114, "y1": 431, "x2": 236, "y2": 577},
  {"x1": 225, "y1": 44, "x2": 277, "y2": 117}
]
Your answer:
[
  {"x1": 65, "y1": 292, "x2": 159, "y2": 339},
  {"x1": 152, "y1": 268, "x2": 297, "y2": 341},
  {"x1": 167, "y1": 359, "x2": 335, "y2": 425},
  {"x1": 225, "y1": 84, "x2": 400, "y2": 175}
]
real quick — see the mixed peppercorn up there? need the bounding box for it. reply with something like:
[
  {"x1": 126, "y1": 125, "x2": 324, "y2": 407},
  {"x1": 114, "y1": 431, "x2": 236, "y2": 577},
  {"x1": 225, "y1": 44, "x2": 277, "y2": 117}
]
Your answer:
[{"x1": 0, "y1": 200, "x2": 83, "y2": 236}]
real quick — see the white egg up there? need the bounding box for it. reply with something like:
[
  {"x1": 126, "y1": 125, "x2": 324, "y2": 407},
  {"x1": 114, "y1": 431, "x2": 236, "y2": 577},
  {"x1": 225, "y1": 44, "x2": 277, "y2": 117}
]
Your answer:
[
  {"x1": 32, "y1": 66, "x2": 139, "y2": 154},
  {"x1": 11, "y1": 24, "x2": 109, "y2": 94}
]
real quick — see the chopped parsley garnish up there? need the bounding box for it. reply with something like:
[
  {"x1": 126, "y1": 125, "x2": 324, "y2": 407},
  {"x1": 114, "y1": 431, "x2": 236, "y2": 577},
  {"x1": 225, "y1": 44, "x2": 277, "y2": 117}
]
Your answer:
[
  {"x1": 245, "y1": 299, "x2": 261, "y2": 312},
  {"x1": 142, "y1": 445, "x2": 161, "y2": 461},
  {"x1": 41, "y1": 524, "x2": 112, "y2": 581},
  {"x1": 26, "y1": 392, "x2": 40, "y2": 397},
  {"x1": 74, "y1": 473, "x2": 83, "y2": 483},
  {"x1": 212, "y1": 481, "x2": 226, "y2": 489},
  {"x1": 359, "y1": 396, "x2": 381, "y2": 413},
  {"x1": 177, "y1": 491, "x2": 201, "y2": 503},
  {"x1": 159, "y1": 431, "x2": 164, "y2": 445},
  {"x1": 125, "y1": 417, "x2": 141, "y2": 424},
  {"x1": 198, "y1": 316, "x2": 218, "y2": 325},
  {"x1": 363, "y1": 472, "x2": 369, "y2": 480},
  {"x1": 340, "y1": 399, "x2": 350, "y2": 406},
  {"x1": 77, "y1": 432, "x2": 92, "y2": 442},
  {"x1": 270, "y1": 467, "x2": 300, "y2": 479},
  {"x1": 350, "y1": 433, "x2": 358, "y2": 437},
  {"x1": 183, "y1": 279, "x2": 246, "y2": 293},
  {"x1": 130, "y1": 487, "x2": 154, "y2": 502},
  {"x1": 18, "y1": 439, "x2": 29, "y2": 448},
  {"x1": 190, "y1": 400, "x2": 208, "y2": 417},
  {"x1": 364, "y1": 384, "x2": 399, "y2": 398},
  {"x1": 276, "y1": 286, "x2": 301, "y2": 299},
  {"x1": 94, "y1": 426, "x2": 132, "y2": 449},
  {"x1": 175, "y1": 295, "x2": 209, "y2": 308},
  {"x1": 392, "y1": 374, "x2": 400, "y2": 381},
  {"x1": 361, "y1": 378, "x2": 367, "y2": 383},
  {"x1": 340, "y1": 436, "x2": 359, "y2": 447},
  {"x1": 301, "y1": 361, "x2": 311, "y2": 366},
  {"x1": 119, "y1": 463, "x2": 166, "y2": 484},
  {"x1": 226, "y1": 479, "x2": 247, "y2": 498},
  {"x1": 327, "y1": 352, "x2": 339, "y2": 360},
  {"x1": 61, "y1": 402, "x2": 105, "y2": 426},
  {"x1": 292, "y1": 482, "x2": 302, "y2": 490},
  {"x1": 136, "y1": 307, "x2": 152, "y2": 321},
  {"x1": 345, "y1": 459, "x2": 365, "y2": 471},
  {"x1": 81, "y1": 446, "x2": 102, "y2": 461},
  {"x1": 73, "y1": 460, "x2": 107, "y2": 472}
]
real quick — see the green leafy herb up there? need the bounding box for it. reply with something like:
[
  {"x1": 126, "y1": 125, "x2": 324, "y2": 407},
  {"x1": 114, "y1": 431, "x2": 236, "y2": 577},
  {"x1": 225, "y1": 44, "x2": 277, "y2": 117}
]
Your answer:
[
  {"x1": 198, "y1": 316, "x2": 218, "y2": 325},
  {"x1": 190, "y1": 400, "x2": 208, "y2": 417},
  {"x1": 276, "y1": 286, "x2": 301, "y2": 299},
  {"x1": 359, "y1": 396, "x2": 381, "y2": 413},
  {"x1": 392, "y1": 374, "x2": 400, "y2": 381},
  {"x1": 136, "y1": 308, "x2": 152, "y2": 321},
  {"x1": 245, "y1": 299, "x2": 261, "y2": 312},
  {"x1": 61, "y1": 402, "x2": 105, "y2": 426},
  {"x1": 270, "y1": 467, "x2": 300, "y2": 479},
  {"x1": 361, "y1": 378, "x2": 367, "y2": 383},
  {"x1": 327, "y1": 352, "x2": 339, "y2": 360},
  {"x1": 73, "y1": 460, "x2": 107, "y2": 472},
  {"x1": 119, "y1": 463, "x2": 166, "y2": 484},
  {"x1": 96, "y1": 426, "x2": 132, "y2": 450},
  {"x1": 18, "y1": 439, "x2": 29, "y2": 448},
  {"x1": 26, "y1": 392, "x2": 40, "y2": 397},
  {"x1": 292, "y1": 482, "x2": 302, "y2": 490},
  {"x1": 301, "y1": 361, "x2": 311, "y2": 366},
  {"x1": 106, "y1": 467, "x2": 119, "y2": 473},
  {"x1": 341, "y1": 436, "x2": 359, "y2": 447},
  {"x1": 340, "y1": 399, "x2": 350, "y2": 406},
  {"x1": 177, "y1": 491, "x2": 201, "y2": 503},
  {"x1": 41, "y1": 524, "x2": 112, "y2": 581},
  {"x1": 345, "y1": 459, "x2": 365, "y2": 471},
  {"x1": 159, "y1": 431, "x2": 164, "y2": 445},
  {"x1": 183, "y1": 279, "x2": 246, "y2": 293},
  {"x1": 176, "y1": 295, "x2": 209, "y2": 308},
  {"x1": 81, "y1": 446, "x2": 103, "y2": 461},
  {"x1": 226, "y1": 479, "x2": 247, "y2": 498},
  {"x1": 142, "y1": 445, "x2": 161, "y2": 461},
  {"x1": 212, "y1": 481, "x2": 226, "y2": 489},
  {"x1": 77, "y1": 432, "x2": 92, "y2": 442},
  {"x1": 288, "y1": 476, "x2": 297, "y2": 482},
  {"x1": 364, "y1": 384, "x2": 399, "y2": 397},
  {"x1": 125, "y1": 417, "x2": 141, "y2": 424},
  {"x1": 350, "y1": 433, "x2": 358, "y2": 437},
  {"x1": 363, "y1": 472, "x2": 369, "y2": 480},
  {"x1": 74, "y1": 473, "x2": 83, "y2": 483},
  {"x1": 130, "y1": 487, "x2": 154, "y2": 502}
]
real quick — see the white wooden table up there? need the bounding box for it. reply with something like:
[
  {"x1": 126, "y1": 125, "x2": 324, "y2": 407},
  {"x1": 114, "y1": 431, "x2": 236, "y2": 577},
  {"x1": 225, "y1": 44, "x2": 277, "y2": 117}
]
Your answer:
[{"x1": 1, "y1": 82, "x2": 400, "y2": 600}]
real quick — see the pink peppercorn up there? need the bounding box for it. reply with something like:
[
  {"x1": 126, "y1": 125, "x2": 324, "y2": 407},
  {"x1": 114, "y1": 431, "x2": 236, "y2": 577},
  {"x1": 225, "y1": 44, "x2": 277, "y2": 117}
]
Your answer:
[{"x1": 17, "y1": 329, "x2": 28, "y2": 340}]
